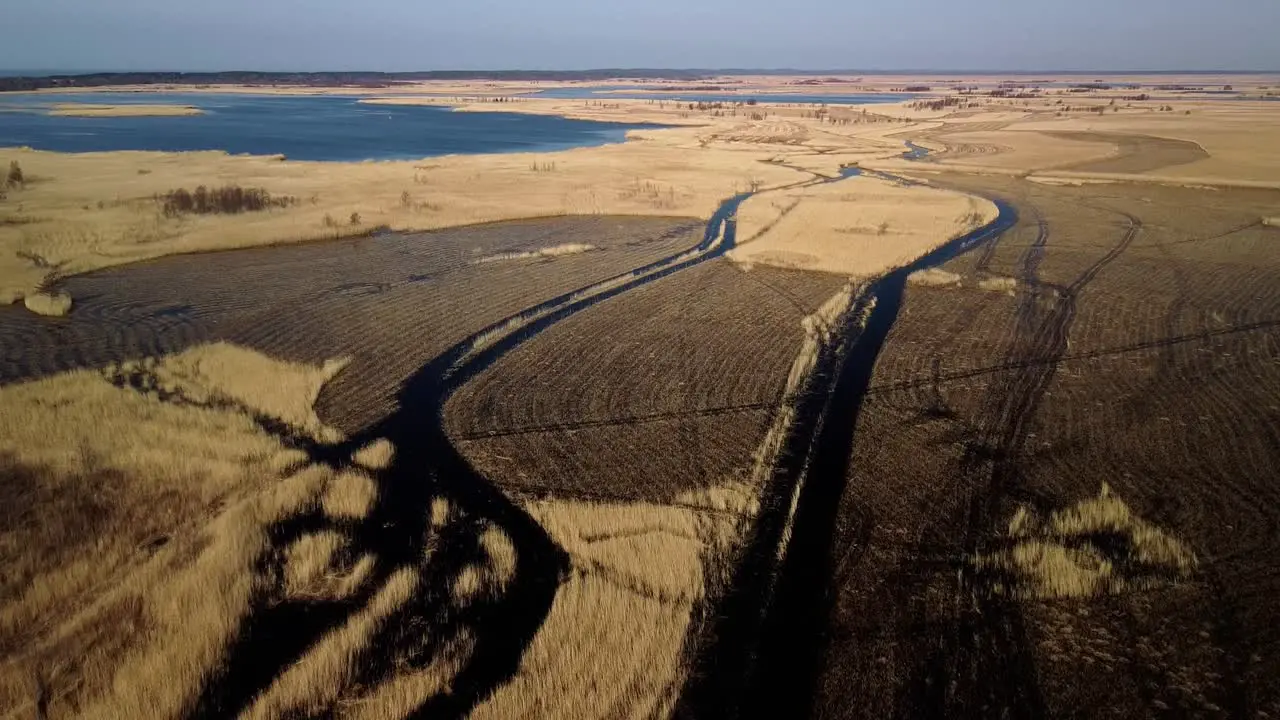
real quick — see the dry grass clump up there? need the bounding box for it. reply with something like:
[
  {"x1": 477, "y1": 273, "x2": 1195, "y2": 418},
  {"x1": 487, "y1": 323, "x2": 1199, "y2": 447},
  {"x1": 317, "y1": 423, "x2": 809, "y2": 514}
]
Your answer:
[
  {"x1": 977, "y1": 276, "x2": 1018, "y2": 293},
  {"x1": 281, "y1": 530, "x2": 376, "y2": 601},
  {"x1": 241, "y1": 568, "x2": 419, "y2": 720},
  {"x1": 617, "y1": 178, "x2": 682, "y2": 210},
  {"x1": 337, "y1": 627, "x2": 476, "y2": 720},
  {"x1": 0, "y1": 343, "x2": 357, "y2": 719},
  {"x1": 970, "y1": 484, "x2": 1197, "y2": 600},
  {"x1": 101, "y1": 341, "x2": 348, "y2": 441},
  {"x1": 475, "y1": 243, "x2": 597, "y2": 264},
  {"x1": 320, "y1": 470, "x2": 379, "y2": 520},
  {"x1": 475, "y1": 483, "x2": 756, "y2": 719},
  {"x1": 834, "y1": 222, "x2": 890, "y2": 236},
  {"x1": 475, "y1": 574, "x2": 686, "y2": 719},
  {"x1": 908, "y1": 268, "x2": 963, "y2": 287},
  {"x1": 21, "y1": 290, "x2": 73, "y2": 316},
  {"x1": 453, "y1": 525, "x2": 518, "y2": 608},
  {"x1": 353, "y1": 438, "x2": 396, "y2": 470},
  {"x1": 906, "y1": 270, "x2": 1016, "y2": 294}
]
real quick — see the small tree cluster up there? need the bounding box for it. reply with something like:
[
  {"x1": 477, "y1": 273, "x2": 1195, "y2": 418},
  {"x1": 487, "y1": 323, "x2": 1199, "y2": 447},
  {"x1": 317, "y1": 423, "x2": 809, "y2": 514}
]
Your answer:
[
  {"x1": 158, "y1": 185, "x2": 295, "y2": 217},
  {"x1": 909, "y1": 96, "x2": 966, "y2": 112},
  {"x1": 5, "y1": 161, "x2": 23, "y2": 188}
]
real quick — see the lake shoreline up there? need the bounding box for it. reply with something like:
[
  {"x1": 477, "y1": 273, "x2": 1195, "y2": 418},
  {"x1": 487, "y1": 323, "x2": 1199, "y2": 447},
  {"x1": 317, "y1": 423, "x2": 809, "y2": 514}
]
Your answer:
[{"x1": 0, "y1": 93, "x2": 667, "y2": 161}]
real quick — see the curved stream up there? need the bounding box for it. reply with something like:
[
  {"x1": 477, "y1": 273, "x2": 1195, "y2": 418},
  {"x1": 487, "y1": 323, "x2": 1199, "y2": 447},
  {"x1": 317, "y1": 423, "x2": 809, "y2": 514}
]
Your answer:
[{"x1": 680, "y1": 148, "x2": 1022, "y2": 717}]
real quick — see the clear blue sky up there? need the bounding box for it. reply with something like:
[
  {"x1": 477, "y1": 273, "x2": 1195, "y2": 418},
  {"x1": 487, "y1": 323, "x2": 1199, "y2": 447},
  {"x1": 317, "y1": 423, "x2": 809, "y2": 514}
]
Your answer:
[{"x1": 3, "y1": 0, "x2": 1277, "y2": 72}]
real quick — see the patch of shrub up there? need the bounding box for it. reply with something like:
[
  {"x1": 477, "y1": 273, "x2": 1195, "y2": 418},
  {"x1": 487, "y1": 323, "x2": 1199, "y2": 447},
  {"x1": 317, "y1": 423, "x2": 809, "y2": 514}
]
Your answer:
[{"x1": 158, "y1": 185, "x2": 295, "y2": 217}]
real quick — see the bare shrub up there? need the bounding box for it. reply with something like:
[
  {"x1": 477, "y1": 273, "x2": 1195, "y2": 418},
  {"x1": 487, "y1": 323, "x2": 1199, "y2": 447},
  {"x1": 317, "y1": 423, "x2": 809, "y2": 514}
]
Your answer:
[
  {"x1": 618, "y1": 178, "x2": 679, "y2": 209},
  {"x1": 960, "y1": 209, "x2": 987, "y2": 228},
  {"x1": 399, "y1": 190, "x2": 440, "y2": 212},
  {"x1": 6, "y1": 161, "x2": 23, "y2": 188}
]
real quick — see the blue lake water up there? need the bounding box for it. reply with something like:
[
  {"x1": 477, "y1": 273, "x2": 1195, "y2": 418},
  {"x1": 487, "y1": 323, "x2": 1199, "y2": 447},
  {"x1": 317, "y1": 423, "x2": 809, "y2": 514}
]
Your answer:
[
  {"x1": 525, "y1": 86, "x2": 916, "y2": 105},
  {"x1": 0, "y1": 93, "x2": 665, "y2": 161}
]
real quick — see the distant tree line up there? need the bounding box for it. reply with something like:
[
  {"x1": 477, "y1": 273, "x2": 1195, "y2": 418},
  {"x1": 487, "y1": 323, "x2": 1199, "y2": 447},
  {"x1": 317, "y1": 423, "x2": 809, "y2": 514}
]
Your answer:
[
  {"x1": 0, "y1": 70, "x2": 718, "y2": 93},
  {"x1": 909, "y1": 96, "x2": 968, "y2": 111},
  {"x1": 158, "y1": 185, "x2": 295, "y2": 217}
]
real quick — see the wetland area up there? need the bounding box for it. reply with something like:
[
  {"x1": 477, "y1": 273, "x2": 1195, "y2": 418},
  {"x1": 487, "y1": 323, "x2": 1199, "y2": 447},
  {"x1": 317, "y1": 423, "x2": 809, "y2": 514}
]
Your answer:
[{"x1": 3, "y1": 70, "x2": 1280, "y2": 719}]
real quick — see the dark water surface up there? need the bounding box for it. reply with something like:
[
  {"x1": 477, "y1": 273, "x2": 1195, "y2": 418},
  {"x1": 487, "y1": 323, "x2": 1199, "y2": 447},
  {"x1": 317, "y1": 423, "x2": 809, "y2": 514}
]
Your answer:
[{"x1": 0, "y1": 93, "x2": 664, "y2": 160}]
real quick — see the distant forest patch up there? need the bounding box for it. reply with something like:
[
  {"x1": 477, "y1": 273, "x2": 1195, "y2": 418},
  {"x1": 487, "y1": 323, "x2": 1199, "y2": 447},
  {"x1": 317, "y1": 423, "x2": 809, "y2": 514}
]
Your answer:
[{"x1": 0, "y1": 70, "x2": 716, "y2": 92}]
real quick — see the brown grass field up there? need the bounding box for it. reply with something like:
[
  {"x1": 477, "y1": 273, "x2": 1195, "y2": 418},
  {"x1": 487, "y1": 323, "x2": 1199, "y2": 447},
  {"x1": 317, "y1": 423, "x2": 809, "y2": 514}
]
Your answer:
[
  {"x1": 447, "y1": 259, "x2": 846, "y2": 502},
  {"x1": 3, "y1": 72, "x2": 1280, "y2": 718}
]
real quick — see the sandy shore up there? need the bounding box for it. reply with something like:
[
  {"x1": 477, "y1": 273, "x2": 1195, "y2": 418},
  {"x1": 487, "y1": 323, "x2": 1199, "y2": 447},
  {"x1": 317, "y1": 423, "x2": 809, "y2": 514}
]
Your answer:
[{"x1": 47, "y1": 103, "x2": 205, "y2": 117}]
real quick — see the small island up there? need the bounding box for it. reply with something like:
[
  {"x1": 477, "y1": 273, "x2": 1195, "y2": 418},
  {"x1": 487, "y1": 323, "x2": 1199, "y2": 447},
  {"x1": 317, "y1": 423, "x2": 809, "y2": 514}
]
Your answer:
[{"x1": 48, "y1": 103, "x2": 205, "y2": 117}]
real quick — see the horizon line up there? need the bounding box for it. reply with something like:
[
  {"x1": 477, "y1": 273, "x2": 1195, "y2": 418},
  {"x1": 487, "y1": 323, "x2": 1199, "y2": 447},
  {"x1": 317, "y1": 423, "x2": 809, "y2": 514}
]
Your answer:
[{"x1": 3, "y1": 68, "x2": 1279, "y2": 78}]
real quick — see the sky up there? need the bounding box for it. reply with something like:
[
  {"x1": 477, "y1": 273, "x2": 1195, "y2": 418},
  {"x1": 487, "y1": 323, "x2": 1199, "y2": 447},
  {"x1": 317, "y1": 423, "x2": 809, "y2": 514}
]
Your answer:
[{"x1": 2, "y1": 0, "x2": 1278, "y2": 73}]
